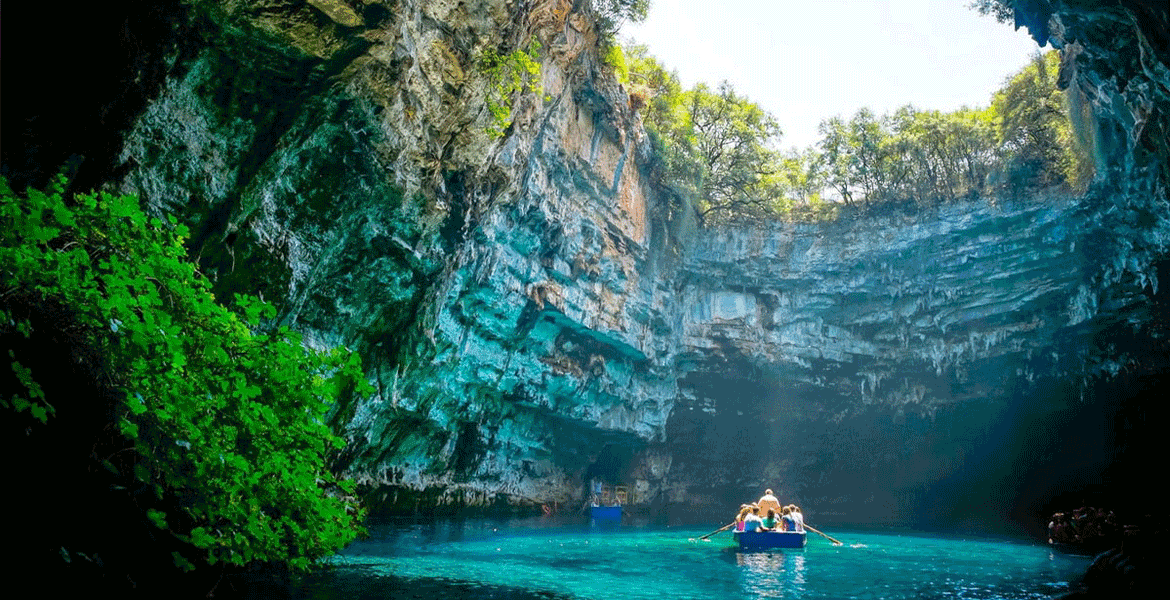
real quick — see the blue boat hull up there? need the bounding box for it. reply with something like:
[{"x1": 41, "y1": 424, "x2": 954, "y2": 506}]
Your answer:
[
  {"x1": 590, "y1": 505, "x2": 622, "y2": 520},
  {"x1": 734, "y1": 531, "x2": 807, "y2": 550}
]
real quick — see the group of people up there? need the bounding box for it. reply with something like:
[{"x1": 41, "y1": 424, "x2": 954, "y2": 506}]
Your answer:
[
  {"x1": 735, "y1": 489, "x2": 805, "y2": 533},
  {"x1": 1048, "y1": 506, "x2": 1121, "y2": 548}
]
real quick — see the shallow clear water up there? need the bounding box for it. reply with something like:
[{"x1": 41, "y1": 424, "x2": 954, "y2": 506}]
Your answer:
[{"x1": 300, "y1": 517, "x2": 1091, "y2": 600}]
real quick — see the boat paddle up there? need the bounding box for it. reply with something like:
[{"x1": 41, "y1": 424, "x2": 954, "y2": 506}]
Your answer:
[
  {"x1": 696, "y1": 522, "x2": 737, "y2": 541},
  {"x1": 804, "y1": 524, "x2": 843, "y2": 546}
]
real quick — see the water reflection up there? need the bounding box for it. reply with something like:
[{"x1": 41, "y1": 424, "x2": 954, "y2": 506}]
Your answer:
[
  {"x1": 736, "y1": 551, "x2": 808, "y2": 598},
  {"x1": 358, "y1": 515, "x2": 590, "y2": 548},
  {"x1": 589, "y1": 517, "x2": 623, "y2": 531}
]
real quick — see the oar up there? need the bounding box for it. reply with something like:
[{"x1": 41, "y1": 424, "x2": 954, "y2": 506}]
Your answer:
[
  {"x1": 805, "y1": 524, "x2": 843, "y2": 546},
  {"x1": 697, "y1": 522, "x2": 737, "y2": 541}
]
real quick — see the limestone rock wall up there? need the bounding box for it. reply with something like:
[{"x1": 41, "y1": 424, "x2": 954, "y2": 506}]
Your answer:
[
  {"x1": 659, "y1": 196, "x2": 1125, "y2": 521},
  {"x1": 106, "y1": 0, "x2": 683, "y2": 510},
  {"x1": 679, "y1": 197, "x2": 1091, "y2": 419},
  {"x1": 649, "y1": 0, "x2": 1170, "y2": 520},
  {"x1": 5, "y1": 0, "x2": 1167, "y2": 522},
  {"x1": 93, "y1": 0, "x2": 1170, "y2": 517}
]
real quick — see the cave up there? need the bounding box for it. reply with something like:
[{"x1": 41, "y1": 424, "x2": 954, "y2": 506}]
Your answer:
[{"x1": 2, "y1": 0, "x2": 1168, "y2": 597}]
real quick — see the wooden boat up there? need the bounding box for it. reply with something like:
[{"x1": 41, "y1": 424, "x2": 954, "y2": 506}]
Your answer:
[
  {"x1": 734, "y1": 530, "x2": 807, "y2": 550},
  {"x1": 589, "y1": 505, "x2": 622, "y2": 520},
  {"x1": 587, "y1": 483, "x2": 627, "y2": 520}
]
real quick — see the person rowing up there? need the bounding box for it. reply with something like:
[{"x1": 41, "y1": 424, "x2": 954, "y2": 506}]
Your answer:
[
  {"x1": 733, "y1": 504, "x2": 753, "y2": 532},
  {"x1": 757, "y1": 489, "x2": 781, "y2": 518}
]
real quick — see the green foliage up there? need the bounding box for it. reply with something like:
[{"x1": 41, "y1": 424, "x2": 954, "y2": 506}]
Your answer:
[
  {"x1": 622, "y1": 48, "x2": 782, "y2": 224},
  {"x1": 480, "y1": 39, "x2": 543, "y2": 138},
  {"x1": 0, "y1": 177, "x2": 371, "y2": 572},
  {"x1": 828, "y1": 104, "x2": 1001, "y2": 206},
  {"x1": 625, "y1": 44, "x2": 837, "y2": 225},
  {"x1": 3, "y1": 350, "x2": 52, "y2": 423},
  {"x1": 625, "y1": 29, "x2": 1085, "y2": 224},
  {"x1": 590, "y1": 0, "x2": 650, "y2": 46},
  {"x1": 684, "y1": 82, "x2": 782, "y2": 221},
  {"x1": 811, "y1": 50, "x2": 1090, "y2": 210},
  {"x1": 992, "y1": 50, "x2": 1093, "y2": 193},
  {"x1": 603, "y1": 43, "x2": 630, "y2": 84},
  {"x1": 622, "y1": 44, "x2": 683, "y2": 131}
]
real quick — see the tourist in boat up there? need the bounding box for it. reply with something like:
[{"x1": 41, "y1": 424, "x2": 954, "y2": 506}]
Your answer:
[
  {"x1": 761, "y1": 508, "x2": 780, "y2": 531},
  {"x1": 788, "y1": 504, "x2": 806, "y2": 532},
  {"x1": 779, "y1": 507, "x2": 797, "y2": 532},
  {"x1": 734, "y1": 505, "x2": 752, "y2": 532},
  {"x1": 757, "y1": 489, "x2": 781, "y2": 517},
  {"x1": 742, "y1": 506, "x2": 764, "y2": 532}
]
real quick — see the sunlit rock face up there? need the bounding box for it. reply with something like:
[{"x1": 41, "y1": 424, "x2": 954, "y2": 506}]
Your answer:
[
  {"x1": 1014, "y1": 0, "x2": 1170, "y2": 279},
  {"x1": 681, "y1": 198, "x2": 1091, "y2": 420},
  {"x1": 655, "y1": 0, "x2": 1170, "y2": 524},
  {"x1": 660, "y1": 196, "x2": 1152, "y2": 525},
  {"x1": 4, "y1": 0, "x2": 1167, "y2": 525},
  {"x1": 102, "y1": 0, "x2": 682, "y2": 509}
]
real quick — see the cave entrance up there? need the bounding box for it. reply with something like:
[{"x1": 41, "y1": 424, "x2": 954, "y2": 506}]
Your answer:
[
  {"x1": 582, "y1": 442, "x2": 636, "y2": 508},
  {"x1": 583, "y1": 442, "x2": 632, "y2": 487}
]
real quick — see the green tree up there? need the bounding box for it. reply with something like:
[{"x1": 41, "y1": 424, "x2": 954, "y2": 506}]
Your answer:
[
  {"x1": 590, "y1": 0, "x2": 650, "y2": 45},
  {"x1": 777, "y1": 147, "x2": 824, "y2": 205},
  {"x1": 819, "y1": 113, "x2": 892, "y2": 205},
  {"x1": 684, "y1": 82, "x2": 782, "y2": 221},
  {"x1": 817, "y1": 116, "x2": 858, "y2": 205},
  {"x1": 990, "y1": 50, "x2": 1094, "y2": 192},
  {"x1": 890, "y1": 106, "x2": 997, "y2": 204},
  {"x1": 949, "y1": 106, "x2": 1001, "y2": 195},
  {"x1": 848, "y1": 108, "x2": 891, "y2": 203},
  {"x1": 1, "y1": 177, "x2": 371, "y2": 586},
  {"x1": 622, "y1": 43, "x2": 685, "y2": 148},
  {"x1": 623, "y1": 52, "x2": 783, "y2": 224}
]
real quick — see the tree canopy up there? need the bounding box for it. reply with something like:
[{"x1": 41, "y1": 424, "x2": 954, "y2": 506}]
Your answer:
[
  {"x1": 590, "y1": 0, "x2": 650, "y2": 44},
  {"x1": 615, "y1": 46, "x2": 790, "y2": 224},
  {"x1": 808, "y1": 52, "x2": 1091, "y2": 211},
  {"x1": 619, "y1": 43, "x2": 1091, "y2": 225}
]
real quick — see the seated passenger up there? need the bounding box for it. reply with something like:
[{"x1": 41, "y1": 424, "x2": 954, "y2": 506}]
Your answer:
[
  {"x1": 761, "y1": 509, "x2": 780, "y2": 531},
  {"x1": 734, "y1": 505, "x2": 751, "y2": 532},
  {"x1": 780, "y1": 507, "x2": 796, "y2": 532},
  {"x1": 742, "y1": 506, "x2": 764, "y2": 532},
  {"x1": 788, "y1": 504, "x2": 805, "y2": 533}
]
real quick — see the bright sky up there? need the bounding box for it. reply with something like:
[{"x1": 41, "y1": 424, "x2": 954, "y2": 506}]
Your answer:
[{"x1": 621, "y1": 0, "x2": 1044, "y2": 151}]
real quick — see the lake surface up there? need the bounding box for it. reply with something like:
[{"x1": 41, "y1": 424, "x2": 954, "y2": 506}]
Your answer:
[{"x1": 297, "y1": 517, "x2": 1092, "y2": 599}]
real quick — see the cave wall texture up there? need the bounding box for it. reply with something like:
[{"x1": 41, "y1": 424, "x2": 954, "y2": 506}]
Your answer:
[{"x1": 3, "y1": 0, "x2": 1167, "y2": 532}]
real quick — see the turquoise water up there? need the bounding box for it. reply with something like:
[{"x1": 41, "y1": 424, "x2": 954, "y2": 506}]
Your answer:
[{"x1": 301, "y1": 518, "x2": 1091, "y2": 599}]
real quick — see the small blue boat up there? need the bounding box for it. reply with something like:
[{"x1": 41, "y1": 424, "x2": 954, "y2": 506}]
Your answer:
[
  {"x1": 734, "y1": 530, "x2": 807, "y2": 550},
  {"x1": 589, "y1": 505, "x2": 622, "y2": 520}
]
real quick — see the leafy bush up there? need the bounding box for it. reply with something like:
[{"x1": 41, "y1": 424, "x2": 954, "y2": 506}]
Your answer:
[
  {"x1": 480, "y1": 39, "x2": 543, "y2": 138},
  {"x1": 603, "y1": 43, "x2": 630, "y2": 84},
  {"x1": 1, "y1": 177, "x2": 370, "y2": 574},
  {"x1": 992, "y1": 50, "x2": 1093, "y2": 193}
]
